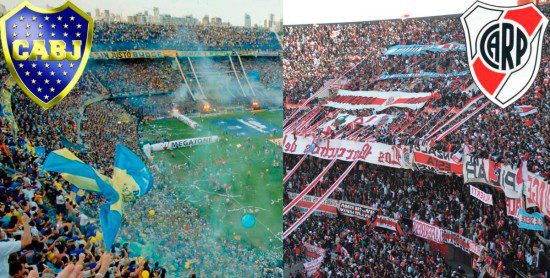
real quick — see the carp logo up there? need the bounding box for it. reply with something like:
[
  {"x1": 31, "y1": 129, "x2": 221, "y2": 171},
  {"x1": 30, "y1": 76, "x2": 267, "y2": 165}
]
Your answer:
[
  {"x1": 460, "y1": 2, "x2": 547, "y2": 108},
  {"x1": 0, "y1": 1, "x2": 93, "y2": 109}
]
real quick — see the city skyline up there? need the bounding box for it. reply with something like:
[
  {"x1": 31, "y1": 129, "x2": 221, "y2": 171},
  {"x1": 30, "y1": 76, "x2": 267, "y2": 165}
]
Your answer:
[{"x1": 2, "y1": 0, "x2": 281, "y2": 27}]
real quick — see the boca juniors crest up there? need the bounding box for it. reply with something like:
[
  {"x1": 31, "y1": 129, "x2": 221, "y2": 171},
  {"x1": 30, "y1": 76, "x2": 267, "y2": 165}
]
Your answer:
[
  {"x1": 460, "y1": 2, "x2": 547, "y2": 108},
  {"x1": 0, "y1": 1, "x2": 93, "y2": 109}
]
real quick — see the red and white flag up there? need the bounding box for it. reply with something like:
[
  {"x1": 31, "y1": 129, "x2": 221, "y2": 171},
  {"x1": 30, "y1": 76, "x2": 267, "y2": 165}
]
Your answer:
[{"x1": 515, "y1": 105, "x2": 538, "y2": 117}]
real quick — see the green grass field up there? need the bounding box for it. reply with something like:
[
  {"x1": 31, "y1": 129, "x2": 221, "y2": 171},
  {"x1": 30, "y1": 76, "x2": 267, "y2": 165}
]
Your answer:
[{"x1": 141, "y1": 110, "x2": 282, "y2": 253}]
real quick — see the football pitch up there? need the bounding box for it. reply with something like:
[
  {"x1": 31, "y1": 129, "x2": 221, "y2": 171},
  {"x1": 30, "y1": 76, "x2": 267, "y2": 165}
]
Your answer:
[{"x1": 141, "y1": 110, "x2": 283, "y2": 253}]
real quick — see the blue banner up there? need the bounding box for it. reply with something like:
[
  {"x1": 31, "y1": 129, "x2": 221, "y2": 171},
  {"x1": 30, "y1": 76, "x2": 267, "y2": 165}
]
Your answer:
[
  {"x1": 518, "y1": 209, "x2": 544, "y2": 231},
  {"x1": 384, "y1": 42, "x2": 465, "y2": 56},
  {"x1": 378, "y1": 71, "x2": 469, "y2": 80}
]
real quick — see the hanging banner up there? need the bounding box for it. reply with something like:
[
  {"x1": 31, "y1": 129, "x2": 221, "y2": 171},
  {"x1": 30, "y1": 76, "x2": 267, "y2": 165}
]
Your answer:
[
  {"x1": 463, "y1": 155, "x2": 491, "y2": 185},
  {"x1": 378, "y1": 71, "x2": 469, "y2": 80},
  {"x1": 282, "y1": 135, "x2": 412, "y2": 169},
  {"x1": 518, "y1": 209, "x2": 545, "y2": 231},
  {"x1": 91, "y1": 50, "x2": 165, "y2": 59},
  {"x1": 287, "y1": 193, "x2": 339, "y2": 215},
  {"x1": 338, "y1": 201, "x2": 378, "y2": 220},
  {"x1": 413, "y1": 146, "x2": 463, "y2": 175},
  {"x1": 324, "y1": 90, "x2": 437, "y2": 111},
  {"x1": 412, "y1": 219, "x2": 442, "y2": 243},
  {"x1": 469, "y1": 241, "x2": 484, "y2": 257},
  {"x1": 442, "y1": 230, "x2": 471, "y2": 253},
  {"x1": 525, "y1": 174, "x2": 550, "y2": 217},
  {"x1": 498, "y1": 164, "x2": 524, "y2": 199},
  {"x1": 384, "y1": 42, "x2": 465, "y2": 56},
  {"x1": 319, "y1": 113, "x2": 395, "y2": 130},
  {"x1": 304, "y1": 256, "x2": 324, "y2": 276},
  {"x1": 303, "y1": 242, "x2": 325, "y2": 259},
  {"x1": 372, "y1": 216, "x2": 404, "y2": 235},
  {"x1": 505, "y1": 197, "x2": 524, "y2": 218},
  {"x1": 469, "y1": 185, "x2": 493, "y2": 205}
]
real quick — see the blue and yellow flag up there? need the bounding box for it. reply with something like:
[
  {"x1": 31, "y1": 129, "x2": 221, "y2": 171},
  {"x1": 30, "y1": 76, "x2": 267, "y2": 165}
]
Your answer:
[{"x1": 42, "y1": 143, "x2": 153, "y2": 250}]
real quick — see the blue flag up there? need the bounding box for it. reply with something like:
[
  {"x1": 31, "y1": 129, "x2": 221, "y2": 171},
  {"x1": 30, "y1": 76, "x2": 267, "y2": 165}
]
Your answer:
[{"x1": 42, "y1": 143, "x2": 153, "y2": 250}]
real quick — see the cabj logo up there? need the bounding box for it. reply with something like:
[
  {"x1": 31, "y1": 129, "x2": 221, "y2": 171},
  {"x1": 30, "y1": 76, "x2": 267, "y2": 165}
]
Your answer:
[
  {"x1": 460, "y1": 2, "x2": 547, "y2": 108},
  {"x1": 0, "y1": 1, "x2": 93, "y2": 109}
]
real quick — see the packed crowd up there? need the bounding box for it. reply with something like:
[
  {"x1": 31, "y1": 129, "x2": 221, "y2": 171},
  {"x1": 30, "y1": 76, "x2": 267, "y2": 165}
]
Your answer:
[
  {"x1": 283, "y1": 7, "x2": 549, "y2": 175},
  {"x1": 0, "y1": 20, "x2": 283, "y2": 275},
  {"x1": 93, "y1": 23, "x2": 280, "y2": 51},
  {"x1": 284, "y1": 157, "x2": 549, "y2": 276},
  {"x1": 283, "y1": 5, "x2": 550, "y2": 278},
  {"x1": 88, "y1": 59, "x2": 182, "y2": 96},
  {"x1": 0, "y1": 82, "x2": 168, "y2": 277},
  {"x1": 284, "y1": 212, "x2": 454, "y2": 277}
]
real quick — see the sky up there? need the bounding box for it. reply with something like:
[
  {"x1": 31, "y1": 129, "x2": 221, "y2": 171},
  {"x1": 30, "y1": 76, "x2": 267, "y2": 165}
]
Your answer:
[
  {"x1": 2, "y1": 0, "x2": 282, "y2": 26},
  {"x1": 284, "y1": 0, "x2": 519, "y2": 25}
]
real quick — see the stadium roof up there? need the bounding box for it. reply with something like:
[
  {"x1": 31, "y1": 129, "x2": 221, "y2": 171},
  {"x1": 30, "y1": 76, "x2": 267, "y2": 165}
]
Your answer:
[{"x1": 284, "y1": 0, "x2": 519, "y2": 25}]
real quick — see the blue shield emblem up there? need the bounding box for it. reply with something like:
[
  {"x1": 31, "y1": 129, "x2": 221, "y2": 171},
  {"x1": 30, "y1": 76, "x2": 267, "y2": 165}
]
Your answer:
[{"x1": 0, "y1": 1, "x2": 94, "y2": 109}]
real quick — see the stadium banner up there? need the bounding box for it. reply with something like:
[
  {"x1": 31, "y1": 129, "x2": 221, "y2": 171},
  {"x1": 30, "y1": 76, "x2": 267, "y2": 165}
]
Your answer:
[
  {"x1": 505, "y1": 197, "x2": 524, "y2": 218},
  {"x1": 324, "y1": 90, "x2": 437, "y2": 111},
  {"x1": 498, "y1": 164, "x2": 524, "y2": 199},
  {"x1": 319, "y1": 113, "x2": 395, "y2": 130},
  {"x1": 384, "y1": 42, "x2": 465, "y2": 56},
  {"x1": 441, "y1": 230, "x2": 471, "y2": 253},
  {"x1": 469, "y1": 185, "x2": 493, "y2": 205},
  {"x1": 413, "y1": 146, "x2": 463, "y2": 175},
  {"x1": 518, "y1": 209, "x2": 545, "y2": 231},
  {"x1": 412, "y1": 219, "x2": 442, "y2": 243},
  {"x1": 468, "y1": 241, "x2": 484, "y2": 257},
  {"x1": 174, "y1": 113, "x2": 200, "y2": 129},
  {"x1": 282, "y1": 135, "x2": 412, "y2": 169},
  {"x1": 90, "y1": 50, "x2": 280, "y2": 60},
  {"x1": 463, "y1": 155, "x2": 492, "y2": 185},
  {"x1": 287, "y1": 193, "x2": 339, "y2": 215},
  {"x1": 463, "y1": 155, "x2": 525, "y2": 199},
  {"x1": 378, "y1": 71, "x2": 469, "y2": 80},
  {"x1": 373, "y1": 216, "x2": 404, "y2": 235},
  {"x1": 304, "y1": 256, "x2": 324, "y2": 276},
  {"x1": 303, "y1": 242, "x2": 325, "y2": 259},
  {"x1": 525, "y1": 173, "x2": 550, "y2": 217},
  {"x1": 149, "y1": 136, "x2": 220, "y2": 152},
  {"x1": 338, "y1": 201, "x2": 378, "y2": 220},
  {"x1": 91, "y1": 50, "x2": 165, "y2": 59}
]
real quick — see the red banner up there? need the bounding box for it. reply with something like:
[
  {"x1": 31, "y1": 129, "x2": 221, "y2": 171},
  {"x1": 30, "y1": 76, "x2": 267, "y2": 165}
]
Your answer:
[
  {"x1": 413, "y1": 146, "x2": 463, "y2": 175},
  {"x1": 287, "y1": 193, "x2": 339, "y2": 215},
  {"x1": 442, "y1": 230, "x2": 471, "y2": 253},
  {"x1": 373, "y1": 216, "x2": 404, "y2": 235},
  {"x1": 526, "y1": 174, "x2": 550, "y2": 217},
  {"x1": 505, "y1": 197, "x2": 524, "y2": 218},
  {"x1": 413, "y1": 220, "x2": 442, "y2": 243}
]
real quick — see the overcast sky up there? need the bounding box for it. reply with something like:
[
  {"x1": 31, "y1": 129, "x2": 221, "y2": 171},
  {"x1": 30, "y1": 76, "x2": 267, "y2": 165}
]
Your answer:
[
  {"x1": 284, "y1": 0, "x2": 519, "y2": 25},
  {"x1": 2, "y1": 0, "x2": 282, "y2": 26}
]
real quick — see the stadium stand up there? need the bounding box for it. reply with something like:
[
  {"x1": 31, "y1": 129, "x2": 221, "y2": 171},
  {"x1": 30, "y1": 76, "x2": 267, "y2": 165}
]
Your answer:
[
  {"x1": 283, "y1": 4, "x2": 549, "y2": 277},
  {"x1": 0, "y1": 21, "x2": 282, "y2": 277}
]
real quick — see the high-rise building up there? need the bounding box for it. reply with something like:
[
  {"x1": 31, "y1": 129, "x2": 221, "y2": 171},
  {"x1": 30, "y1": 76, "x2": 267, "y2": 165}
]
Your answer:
[
  {"x1": 0, "y1": 4, "x2": 6, "y2": 17},
  {"x1": 153, "y1": 7, "x2": 159, "y2": 17},
  {"x1": 269, "y1": 13, "x2": 274, "y2": 28},
  {"x1": 202, "y1": 15, "x2": 210, "y2": 26},
  {"x1": 244, "y1": 13, "x2": 251, "y2": 28},
  {"x1": 264, "y1": 19, "x2": 268, "y2": 28},
  {"x1": 211, "y1": 17, "x2": 222, "y2": 26},
  {"x1": 104, "y1": 10, "x2": 110, "y2": 22},
  {"x1": 94, "y1": 8, "x2": 100, "y2": 19}
]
